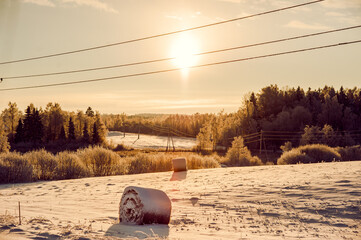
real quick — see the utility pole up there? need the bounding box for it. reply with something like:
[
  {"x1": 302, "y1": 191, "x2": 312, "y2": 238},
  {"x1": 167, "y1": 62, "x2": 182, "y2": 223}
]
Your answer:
[
  {"x1": 137, "y1": 123, "x2": 140, "y2": 140},
  {"x1": 166, "y1": 127, "x2": 170, "y2": 152},
  {"x1": 171, "y1": 134, "x2": 175, "y2": 152},
  {"x1": 263, "y1": 132, "x2": 269, "y2": 162},
  {"x1": 259, "y1": 130, "x2": 263, "y2": 155}
]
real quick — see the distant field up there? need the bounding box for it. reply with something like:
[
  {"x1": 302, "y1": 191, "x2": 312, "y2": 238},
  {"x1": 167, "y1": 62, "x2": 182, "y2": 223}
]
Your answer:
[{"x1": 107, "y1": 131, "x2": 197, "y2": 149}]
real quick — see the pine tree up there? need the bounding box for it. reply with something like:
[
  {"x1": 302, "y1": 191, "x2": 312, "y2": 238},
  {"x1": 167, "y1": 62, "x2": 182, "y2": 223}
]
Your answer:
[
  {"x1": 59, "y1": 125, "x2": 66, "y2": 141},
  {"x1": 14, "y1": 119, "x2": 24, "y2": 143},
  {"x1": 92, "y1": 122, "x2": 100, "y2": 145},
  {"x1": 83, "y1": 122, "x2": 90, "y2": 143},
  {"x1": 23, "y1": 106, "x2": 44, "y2": 144},
  {"x1": 68, "y1": 117, "x2": 76, "y2": 140},
  {"x1": 23, "y1": 106, "x2": 33, "y2": 142},
  {"x1": 86, "y1": 107, "x2": 94, "y2": 117},
  {"x1": 32, "y1": 109, "x2": 44, "y2": 144},
  {"x1": 94, "y1": 113, "x2": 107, "y2": 144}
]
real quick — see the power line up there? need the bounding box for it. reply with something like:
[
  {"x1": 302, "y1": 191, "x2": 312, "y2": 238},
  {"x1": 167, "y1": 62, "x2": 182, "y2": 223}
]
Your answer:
[
  {"x1": 142, "y1": 123, "x2": 196, "y2": 138},
  {"x1": 0, "y1": 40, "x2": 360, "y2": 92},
  {"x1": 229, "y1": 131, "x2": 261, "y2": 139},
  {"x1": 263, "y1": 130, "x2": 304, "y2": 134},
  {"x1": 243, "y1": 134, "x2": 262, "y2": 140},
  {"x1": 231, "y1": 129, "x2": 361, "y2": 142},
  {"x1": 170, "y1": 128, "x2": 196, "y2": 138},
  {"x1": 0, "y1": 0, "x2": 324, "y2": 65},
  {"x1": 244, "y1": 139, "x2": 262, "y2": 144},
  {"x1": 4, "y1": 25, "x2": 360, "y2": 80}
]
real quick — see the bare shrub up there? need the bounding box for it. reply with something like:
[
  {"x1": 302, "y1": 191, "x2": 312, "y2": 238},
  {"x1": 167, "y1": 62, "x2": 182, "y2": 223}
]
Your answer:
[
  {"x1": 0, "y1": 152, "x2": 33, "y2": 183},
  {"x1": 223, "y1": 137, "x2": 262, "y2": 166},
  {"x1": 280, "y1": 141, "x2": 292, "y2": 152},
  {"x1": 127, "y1": 153, "x2": 172, "y2": 174},
  {"x1": 335, "y1": 145, "x2": 361, "y2": 161},
  {"x1": 77, "y1": 146, "x2": 121, "y2": 176},
  {"x1": 300, "y1": 144, "x2": 341, "y2": 162},
  {"x1": 277, "y1": 144, "x2": 341, "y2": 165},
  {"x1": 112, "y1": 143, "x2": 133, "y2": 152},
  {"x1": 186, "y1": 154, "x2": 220, "y2": 169},
  {"x1": 277, "y1": 149, "x2": 312, "y2": 165},
  {"x1": 0, "y1": 213, "x2": 17, "y2": 226},
  {"x1": 55, "y1": 152, "x2": 89, "y2": 179},
  {"x1": 24, "y1": 149, "x2": 57, "y2": 180},
  {"x1": 127, "y1": 152, "x2": 220, "y2": 174}
]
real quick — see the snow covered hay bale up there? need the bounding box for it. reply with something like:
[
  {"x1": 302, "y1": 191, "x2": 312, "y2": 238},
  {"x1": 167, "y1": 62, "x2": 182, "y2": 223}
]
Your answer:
[
  {"x1": 172, "y1": 157, "x2": 187, "y2": 172},
  {"x1": 119, "y1": 186, "x2": 171, "y2": 225}
]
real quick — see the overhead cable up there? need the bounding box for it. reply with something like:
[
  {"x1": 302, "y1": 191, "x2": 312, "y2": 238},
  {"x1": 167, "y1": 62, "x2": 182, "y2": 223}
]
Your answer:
[
  {"x1": 0, "y1": 40, "x2": 359, "y2": 92},
  {"x1": 4, "y1": 24, "x2": 360, "y2": 80},
  {"x1": 0, "y1": 0, "x2": 324, "y2": 65}
]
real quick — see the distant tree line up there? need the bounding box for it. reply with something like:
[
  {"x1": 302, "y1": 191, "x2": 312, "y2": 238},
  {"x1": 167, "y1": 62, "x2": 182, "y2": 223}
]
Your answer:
[
  {"x1": 0, "y1": 103, "x2": 107, "y2": 152},
  {"x1": 196, "y1": 85, "x2": 361, "y2": 151},
  {"x1": 102, "y1": 113, "x2": 212, "y2": 138},
  {"x1": 1, "y1": 85, "x2": 360, "y2": 154},
  {"x1": 101, "y1": 85, "x2": 361, "y2": 152}
]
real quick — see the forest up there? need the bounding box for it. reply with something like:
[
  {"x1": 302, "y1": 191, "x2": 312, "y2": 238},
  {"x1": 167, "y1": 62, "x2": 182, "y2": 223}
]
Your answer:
[
  {"x1": 1, "y1": 85, "x2": 361, "y2": 155},
  {"x1": 102, "y1": 85, "x2": 361, "y2": 151},
  {"x1": 0, "y1": 103, "x2": 107, "y2": 153}
]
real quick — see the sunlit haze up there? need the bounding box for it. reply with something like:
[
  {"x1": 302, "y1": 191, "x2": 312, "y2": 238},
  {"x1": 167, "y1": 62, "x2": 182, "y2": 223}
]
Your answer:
[
  {"x1": 170, "y1": 33, "x2": 200, "y2": 77},
  {"x1": 0, "y1": 0, "x2": 360, "y2": 114}
]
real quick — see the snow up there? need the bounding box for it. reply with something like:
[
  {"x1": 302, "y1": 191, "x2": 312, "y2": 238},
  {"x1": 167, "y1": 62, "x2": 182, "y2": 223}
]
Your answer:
[
  {"x1": 107, "y1": 131, "x2": 197, "y2": 150},
  {"x1": 0, "y1": 161, "x2": 360, "y2": 239}
]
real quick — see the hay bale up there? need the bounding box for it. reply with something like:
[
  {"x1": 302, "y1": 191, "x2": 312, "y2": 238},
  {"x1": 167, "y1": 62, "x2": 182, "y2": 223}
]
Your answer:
[
  {"x1": 172, "y1": 157, "x2": 187, "y2": 172},
  {"x1": 119, "y1": 186, "x2": 171, "y2": 225}
]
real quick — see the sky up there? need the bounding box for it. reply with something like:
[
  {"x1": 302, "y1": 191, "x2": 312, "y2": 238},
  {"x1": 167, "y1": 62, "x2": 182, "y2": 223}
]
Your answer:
[{"x1": 0, "y1": 0, "x2": 360, "y2": 115}]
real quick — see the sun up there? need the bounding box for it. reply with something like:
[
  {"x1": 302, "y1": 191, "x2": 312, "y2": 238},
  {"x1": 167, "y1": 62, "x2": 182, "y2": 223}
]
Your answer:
[{"x1": 170, "y1": 33, "x2": 200, "y2": 72}]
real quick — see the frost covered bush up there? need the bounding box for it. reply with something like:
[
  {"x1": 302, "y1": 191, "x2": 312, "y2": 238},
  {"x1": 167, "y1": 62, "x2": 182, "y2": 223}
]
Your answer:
[
  {"x1": 126, "y1": 152, "x2": 220, "y2": 174},
  {"x1": 223, "y1": 137, "x2": 262, "y2": 166},
  {"x1": 277, "y1": 149, "x2": 312, "y2": 165},
  {"x1": 277, "y1": 144, "x2": 341, "y2": 165},
  {"x1": 127, "y1": 153, "x2": 172, "y2": 174},
  {"x1": 186, "y1": 154, "x2": 220, "y2": 169},
  {"x1": 335, "y1": 145, "x2": 361, "y2": 161},
  {"x1": 25, "y1": 149, "x2": 57, "y2": 180},
  {"x1": 55, "y1": 152, "x2": 89, "y2": 179},
  {"x1": 77, "y1": 146, "x2": 122, "y2": 176},
  {"x1": 0, "y1": 152, "x2": 33, "y2": 183},
  {"x1": 280, "y1": 141, "x2": 292, "y2": 152}
]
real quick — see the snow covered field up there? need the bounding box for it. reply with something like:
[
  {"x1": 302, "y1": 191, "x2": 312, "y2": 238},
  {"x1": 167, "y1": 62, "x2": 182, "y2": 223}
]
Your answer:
[
  {"x1": 0, "y1": 161, "x2": 360, "y2": 239},
  {"x1": 107, "y1": 131, "x2": 197, "y2": 150}
]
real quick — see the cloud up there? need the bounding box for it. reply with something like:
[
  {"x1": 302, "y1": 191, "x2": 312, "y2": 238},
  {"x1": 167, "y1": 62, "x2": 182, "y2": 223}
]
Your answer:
[
  {"x1": 325, "y1": 11, "x2": 361, "y2": 25},
  {"x1": 24, "y1": 0, "x2": 55, "y2": 7},
  {"x1": 285, "y1": 20, "x2": 330, "y2": 30},
  {"x1": 60, "y1": 0, "x2": 118, "y2": 13},
  {"x1": 217, "y1": 0, "x2": 242, "y2": 3},
  {"x1": 322, "y1": 0, "x2": 361, "y2": 9},
  {"x1": 165, "y1": 11, "x2": 201, "y2": 21},
  {"x1": 165, "y1": 15, "x2": 183, "y2": 21},
  {"x1": 23, "y1": 0, "x2": 118, "y2": 13},
  {"x1": 325, "y1": 11, "x2": 346, "y2": 17}
]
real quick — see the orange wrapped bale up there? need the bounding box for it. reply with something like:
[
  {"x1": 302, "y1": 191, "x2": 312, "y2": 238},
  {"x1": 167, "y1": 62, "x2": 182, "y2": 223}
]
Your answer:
[{"x1": 172, "y1": 157, "x2": 187, "y2": 172}]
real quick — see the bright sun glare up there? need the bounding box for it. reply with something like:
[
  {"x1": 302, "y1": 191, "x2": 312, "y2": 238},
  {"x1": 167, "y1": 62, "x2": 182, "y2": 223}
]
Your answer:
[{"x1": 171, "y1": 33, "x2": 199, "y2": 72}]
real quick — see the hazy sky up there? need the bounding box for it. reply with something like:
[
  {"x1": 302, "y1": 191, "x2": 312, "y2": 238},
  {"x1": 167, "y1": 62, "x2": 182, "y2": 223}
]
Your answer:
[{"x1": 0, "y1": 0, "x2": 360, "y2": 114}]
